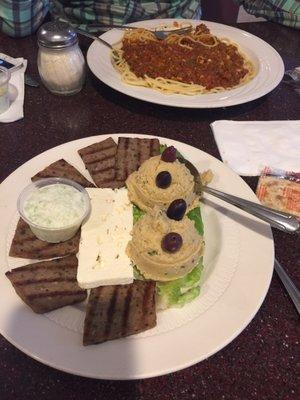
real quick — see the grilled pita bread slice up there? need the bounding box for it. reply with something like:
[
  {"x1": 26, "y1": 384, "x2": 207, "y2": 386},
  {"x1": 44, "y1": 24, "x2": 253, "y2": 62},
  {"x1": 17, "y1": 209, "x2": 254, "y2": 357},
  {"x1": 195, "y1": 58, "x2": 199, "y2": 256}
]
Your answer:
[
  {"x1": 9, "y1": 218, "x2": 80, "y2": 259},
  {"x1": 78, "y1": 137, "x2": 121, "y2": 188},
  {"x1": 5, "y1": 255, "x2": 87, "y2": 313},
  {"x1": 115, "y1": 137, "x2": 160, "y2": 184},
  {"x1": 83, "y1": 280, "x2": 156, "y2": 345},
  {"x1": 31, "y1": 159, "x2": 95, "y2": 187}
]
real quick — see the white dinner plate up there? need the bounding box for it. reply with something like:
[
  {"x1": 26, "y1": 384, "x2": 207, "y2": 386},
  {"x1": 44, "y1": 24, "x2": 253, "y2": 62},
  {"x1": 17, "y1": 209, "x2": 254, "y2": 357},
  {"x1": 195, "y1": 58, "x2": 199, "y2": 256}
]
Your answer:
[
  {"x1": 87, "y1": 19, "x2": 284, "y2": 108},
  {"x1": 0, "y1": 134, "x2": 274, "y2": 379}
]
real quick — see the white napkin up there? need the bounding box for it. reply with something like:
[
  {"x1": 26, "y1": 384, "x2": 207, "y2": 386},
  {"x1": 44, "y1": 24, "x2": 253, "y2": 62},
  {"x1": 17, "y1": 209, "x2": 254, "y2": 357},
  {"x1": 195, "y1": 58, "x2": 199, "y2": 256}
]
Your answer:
[
  {"x1": 0, "y1": 58, "x2": 27, "y2": 123},
  {"x1": 211, "y1": 120, "x2": 300, "y2": 176}
]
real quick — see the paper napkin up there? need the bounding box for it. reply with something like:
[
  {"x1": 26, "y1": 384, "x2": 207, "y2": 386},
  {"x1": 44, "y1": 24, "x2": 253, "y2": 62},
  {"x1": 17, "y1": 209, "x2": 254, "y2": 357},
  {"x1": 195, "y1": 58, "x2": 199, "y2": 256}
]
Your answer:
[
  {"x1": 0, "y1": 58, "x2": 27, "y2": 123},
  {"x1": 210, "y1": 120, "x2": 300, "y2": 176}
]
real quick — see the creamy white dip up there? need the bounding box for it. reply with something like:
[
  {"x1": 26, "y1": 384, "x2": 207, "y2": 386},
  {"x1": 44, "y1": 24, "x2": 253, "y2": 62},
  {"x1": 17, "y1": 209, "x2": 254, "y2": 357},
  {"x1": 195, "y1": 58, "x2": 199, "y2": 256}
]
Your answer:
[{"x1": 23, "y1": 183, "x2": 86, "y2": 228}]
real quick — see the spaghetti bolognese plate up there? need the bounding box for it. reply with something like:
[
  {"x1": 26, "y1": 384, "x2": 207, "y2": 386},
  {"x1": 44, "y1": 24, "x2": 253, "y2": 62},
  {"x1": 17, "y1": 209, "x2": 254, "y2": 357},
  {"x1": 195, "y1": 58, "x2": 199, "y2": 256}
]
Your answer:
[{"x1": 87, "y1": 19, "x2": 284, "y2": 108}]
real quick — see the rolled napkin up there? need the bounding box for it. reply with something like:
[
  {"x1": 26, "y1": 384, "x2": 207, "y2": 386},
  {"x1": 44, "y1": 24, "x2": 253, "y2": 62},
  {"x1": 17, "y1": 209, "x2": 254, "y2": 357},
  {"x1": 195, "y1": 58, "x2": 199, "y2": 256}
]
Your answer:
[
  {"x1": 210, "y1": 120, "x2": 300, "y2": 176},
  {"x1": 0, "y1": 59, "x2": 27, "y2": 123}
]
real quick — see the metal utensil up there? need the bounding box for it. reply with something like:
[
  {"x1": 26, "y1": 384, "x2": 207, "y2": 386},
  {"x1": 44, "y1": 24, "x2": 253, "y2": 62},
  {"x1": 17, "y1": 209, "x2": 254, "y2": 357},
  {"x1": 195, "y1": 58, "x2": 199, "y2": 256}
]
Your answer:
[
  {"x1": 81, "y1": 24, "x2": 192, "y2": 40},
  {"x1": 178, "y1": 156, "x2": 300, "y2": 234},
  {"x1": 75, "y1": 28, "x2": 113, "y2": 49},
  {"x1": 10, "y1": 62, "x2": 39, "y2": 87},
  {"x1": 274, "y1": 259, "x2": 300, "y2": 314},
  {"x1": 25, "y1": 75, "x2": 39, "y2": 87},
  {"x1": 283, "y1": 67, "x2": 300, "y2": 87}
]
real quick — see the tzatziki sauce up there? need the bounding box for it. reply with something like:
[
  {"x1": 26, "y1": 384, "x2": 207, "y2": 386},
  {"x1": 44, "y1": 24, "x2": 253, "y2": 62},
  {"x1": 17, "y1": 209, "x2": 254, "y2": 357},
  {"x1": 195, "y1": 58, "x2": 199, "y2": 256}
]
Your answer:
[{"x1": 23, "y1": 183, "x2": 86, "y2": 228}]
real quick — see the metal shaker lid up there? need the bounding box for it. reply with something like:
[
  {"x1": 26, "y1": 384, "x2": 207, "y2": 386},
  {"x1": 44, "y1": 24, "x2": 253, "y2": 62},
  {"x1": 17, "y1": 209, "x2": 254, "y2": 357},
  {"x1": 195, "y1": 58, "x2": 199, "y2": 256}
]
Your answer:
[{"x1": 37, "y1": 21, "x2": 78, "y2": 49}]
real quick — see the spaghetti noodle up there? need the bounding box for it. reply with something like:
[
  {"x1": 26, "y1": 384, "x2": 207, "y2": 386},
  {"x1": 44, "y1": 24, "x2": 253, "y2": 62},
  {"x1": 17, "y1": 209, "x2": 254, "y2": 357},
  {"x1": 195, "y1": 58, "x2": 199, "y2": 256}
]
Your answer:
[{"x1": 112, "y1": 24, "x2": 256, "y2": 95}]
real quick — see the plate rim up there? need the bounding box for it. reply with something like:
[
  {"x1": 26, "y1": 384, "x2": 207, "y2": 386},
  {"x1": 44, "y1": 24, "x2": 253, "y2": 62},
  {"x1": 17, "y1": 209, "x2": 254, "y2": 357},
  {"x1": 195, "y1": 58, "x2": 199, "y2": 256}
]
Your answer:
[
  {"x1": 86, "y1": 18, "x2": 285, "y2": 109},
  {"x1": 0, "y1": 133, "x2": 274, "y2": 379}
]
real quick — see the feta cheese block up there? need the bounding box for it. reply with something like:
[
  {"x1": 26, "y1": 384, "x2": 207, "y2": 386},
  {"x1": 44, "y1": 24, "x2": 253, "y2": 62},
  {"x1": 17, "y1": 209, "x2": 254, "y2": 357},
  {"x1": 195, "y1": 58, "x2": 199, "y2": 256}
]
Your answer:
[{"x1": 77, "y1": 188, "x2": 134, "y2": 289}]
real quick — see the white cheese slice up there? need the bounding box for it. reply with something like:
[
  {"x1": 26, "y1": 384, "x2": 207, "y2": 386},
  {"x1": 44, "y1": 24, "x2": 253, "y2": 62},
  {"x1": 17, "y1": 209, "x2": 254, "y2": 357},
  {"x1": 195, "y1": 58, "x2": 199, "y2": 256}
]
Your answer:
[{"x1": 77, "y1": 188, "x2": 134, "y2": 289}]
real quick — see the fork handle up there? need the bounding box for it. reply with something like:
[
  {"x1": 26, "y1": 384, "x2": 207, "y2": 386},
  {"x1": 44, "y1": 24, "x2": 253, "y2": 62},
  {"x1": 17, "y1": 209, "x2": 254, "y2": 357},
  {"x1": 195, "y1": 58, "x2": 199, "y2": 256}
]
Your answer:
[
  {"x1": 88, "y1": 24, "x2": 139, "y2": 31},
  {"x1": 75, "y1": 28, "x2": 113, "y2": 49},
  {"x1": 203, "y1": 186, "x2": 300, "y2": 234},
  {"x1": 82, "y1": 24, "x2": 188, "y2": 33},
  {"x1": 274, "y1": 259, "x2": 300, "y2": 314}
]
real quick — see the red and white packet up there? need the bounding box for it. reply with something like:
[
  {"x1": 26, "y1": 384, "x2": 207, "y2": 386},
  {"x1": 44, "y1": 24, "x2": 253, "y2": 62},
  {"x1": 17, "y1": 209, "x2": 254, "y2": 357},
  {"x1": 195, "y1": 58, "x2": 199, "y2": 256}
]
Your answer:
[{"x1": 256, "y1": 167, "x2": 300, "y2": 219}]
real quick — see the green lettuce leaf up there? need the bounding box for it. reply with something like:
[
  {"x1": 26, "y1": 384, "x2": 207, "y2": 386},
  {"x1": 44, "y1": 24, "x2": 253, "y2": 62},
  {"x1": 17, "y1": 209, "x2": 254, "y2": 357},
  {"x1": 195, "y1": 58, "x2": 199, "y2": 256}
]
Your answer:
[
  {"x1": 133, "y1": 205, "x2": 145, "y2": 223},
  {"x1": 133, "y1": 265, "x2": 145, "y2": 280},
  {"x1": 159, "y1": 144, "x2": 167, "y2": 154},
  {"x1": 187, "y1": 206, "x2": 204, "y2": 236},
  {"x1": 156, "y1": 258, "x2": 203, "y2": 309}
]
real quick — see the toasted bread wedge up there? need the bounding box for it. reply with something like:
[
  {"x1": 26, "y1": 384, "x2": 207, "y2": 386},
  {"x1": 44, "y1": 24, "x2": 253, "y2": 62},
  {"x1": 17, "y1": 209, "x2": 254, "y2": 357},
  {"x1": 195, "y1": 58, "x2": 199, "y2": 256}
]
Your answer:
[
  {"x1": 115, "y1": 137, "x2": 160, "y2": 184},
  {"x1": 9, "y1": 218, "x2": 80, "y2": 259},
  {"x1": 78, "y1": 137, "x2": 121, "y2": 188},
  {"x1": 31, "y1": 159, "x2": 95, "y2": 187},
  {"x1": 83, "y1": 280, "x2": 156, "y2": 345},
  {"x1": 6, "y1": 255, "x2": 87, "y2": 313}
]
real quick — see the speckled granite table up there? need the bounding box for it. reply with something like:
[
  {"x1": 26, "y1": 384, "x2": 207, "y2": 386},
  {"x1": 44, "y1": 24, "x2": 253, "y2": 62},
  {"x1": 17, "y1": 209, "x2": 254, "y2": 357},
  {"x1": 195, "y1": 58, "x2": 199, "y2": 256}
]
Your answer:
[{"x1": 0, "y1": 22, "x2": 299, "y2": 400}]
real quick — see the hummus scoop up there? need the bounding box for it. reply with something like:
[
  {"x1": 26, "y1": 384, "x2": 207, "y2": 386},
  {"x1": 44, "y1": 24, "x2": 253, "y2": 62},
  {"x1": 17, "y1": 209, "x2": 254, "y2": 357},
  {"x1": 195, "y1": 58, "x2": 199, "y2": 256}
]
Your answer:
[
  {"x1": 126, "y1": 155, "x2": 197, "y2": 212},
  {"x1": 127, "y1": 208, "x2": 203, "y2": 281}
]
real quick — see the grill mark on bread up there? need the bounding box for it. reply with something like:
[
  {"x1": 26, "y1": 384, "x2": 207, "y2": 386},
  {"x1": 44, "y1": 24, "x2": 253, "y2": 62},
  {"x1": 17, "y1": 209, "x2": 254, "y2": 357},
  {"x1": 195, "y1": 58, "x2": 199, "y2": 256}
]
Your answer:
[
  {"x1": 125, "y1": 137, "x2": 129, "y2": 179},
  {"x1": 142, "y1": 281, "x2": 155, "y2": 327},
  {"x1": 89, "y1": 163, "x2": 115, "y2": 174},
  {"x1": 31, "y1": 159, "x2": 95, "y2": 188},
  {"x1": 84, "y1": 152, "x2": 116, "y2": 164},
  {"x1": 149, "y1": 139, "x2": 153, "y2": 159},
  {"x1": 6, "y1": 258, "x2": 76, "y2": 273},
  {"x1": 81, "y1": 148, "x2": 113, "y2": 157},
  {"x1": 104, "y1": 286, "x2": 118, "y2": 340},
  {"x1": 79, "y1": 139, "x2": 115, "y2": 156},
  {"x1": 83, "y1": 290, "x2": 96, "y2": 334},
  {"x1": 13, "y1": 236, "x2": 58, "y2": 248},
  {"x1": 124, "y1": 138, "x2": 129, "y2": 150},
  {"x1": 122, "y1": 284, "x2": 133, "y2": 336},
  {"x1": 27, "y1": 290, "x2": 85, "y2": 300},
  {"x1": 15, "y1": 277, "x2": 77, "y2": 286},
  {"x1": 83, "y1": 152, "x2": 116, "y2": 171}
]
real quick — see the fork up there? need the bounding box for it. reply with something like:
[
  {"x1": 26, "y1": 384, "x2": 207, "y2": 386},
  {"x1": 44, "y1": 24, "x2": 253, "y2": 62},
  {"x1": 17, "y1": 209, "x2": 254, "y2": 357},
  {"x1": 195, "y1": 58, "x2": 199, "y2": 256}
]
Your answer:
[
  {"x1": 75, "y1": 25, "x2": 191, "y2": 48},
  {"x1": 178, "y1": 156, "x2": 300, "y2": 234},
  {"x1": 83, "y1": 24, "x2": 192, "y2": 40}
]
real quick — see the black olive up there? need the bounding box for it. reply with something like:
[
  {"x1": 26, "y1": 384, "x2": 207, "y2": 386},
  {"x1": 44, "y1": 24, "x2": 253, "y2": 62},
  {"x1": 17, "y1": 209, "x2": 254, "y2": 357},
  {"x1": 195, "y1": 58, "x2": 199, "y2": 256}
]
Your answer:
[
  {"x1": 161, "y1": 146, "x2": 177, "y2": 162},
  {"x1": 167, "y1": 199, "x2": 187, "y2": 221},
  {"x1": 156, "y1": 171, "x2": 172, "y2": 189},
  {"x1": 161, "y1": 232, "x2": 183, "y2": 253}
]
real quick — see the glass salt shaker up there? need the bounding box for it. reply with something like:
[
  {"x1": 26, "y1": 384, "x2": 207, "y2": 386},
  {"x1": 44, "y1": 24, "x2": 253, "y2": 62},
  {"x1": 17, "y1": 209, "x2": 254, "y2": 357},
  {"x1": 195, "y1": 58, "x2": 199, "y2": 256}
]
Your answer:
[{"x1": 37, "y1": 21, "x2": 86, "y2": 95}]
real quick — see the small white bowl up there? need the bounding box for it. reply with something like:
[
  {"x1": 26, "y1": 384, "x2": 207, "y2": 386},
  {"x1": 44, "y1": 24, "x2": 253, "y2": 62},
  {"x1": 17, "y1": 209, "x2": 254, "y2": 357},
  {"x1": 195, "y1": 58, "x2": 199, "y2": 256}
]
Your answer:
[{"x1": 17, "y1": 178, "x2": 91, "y2": 243}]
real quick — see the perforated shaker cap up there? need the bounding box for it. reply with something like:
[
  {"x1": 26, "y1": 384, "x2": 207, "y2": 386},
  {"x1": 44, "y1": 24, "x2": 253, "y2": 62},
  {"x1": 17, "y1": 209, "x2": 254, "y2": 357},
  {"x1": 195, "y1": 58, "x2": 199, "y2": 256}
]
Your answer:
[{"x1": 37, "y1": 21, "x2": 78, "y2": 49}]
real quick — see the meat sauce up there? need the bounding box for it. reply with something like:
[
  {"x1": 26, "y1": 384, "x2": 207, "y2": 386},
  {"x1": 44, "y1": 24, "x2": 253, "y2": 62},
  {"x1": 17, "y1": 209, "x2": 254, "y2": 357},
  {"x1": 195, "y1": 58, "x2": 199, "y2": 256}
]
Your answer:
[{"x1": 122, "y1": 25, "x2": 249, "y2": 89}]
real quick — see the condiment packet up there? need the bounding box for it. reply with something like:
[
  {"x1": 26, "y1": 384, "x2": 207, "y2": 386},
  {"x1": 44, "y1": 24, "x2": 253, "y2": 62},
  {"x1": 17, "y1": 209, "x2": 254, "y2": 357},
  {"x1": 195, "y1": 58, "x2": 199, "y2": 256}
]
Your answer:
[{"x1": 256, "y1": 167, "x2": 300, "y2": 218}]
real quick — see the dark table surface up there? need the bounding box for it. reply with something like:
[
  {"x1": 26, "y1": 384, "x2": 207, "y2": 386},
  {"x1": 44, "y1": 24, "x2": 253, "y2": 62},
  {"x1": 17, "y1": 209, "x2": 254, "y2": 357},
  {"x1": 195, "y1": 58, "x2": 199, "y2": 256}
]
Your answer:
[{"x1": 0, "y1": 21, "x2": 299, "y2": 400}]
